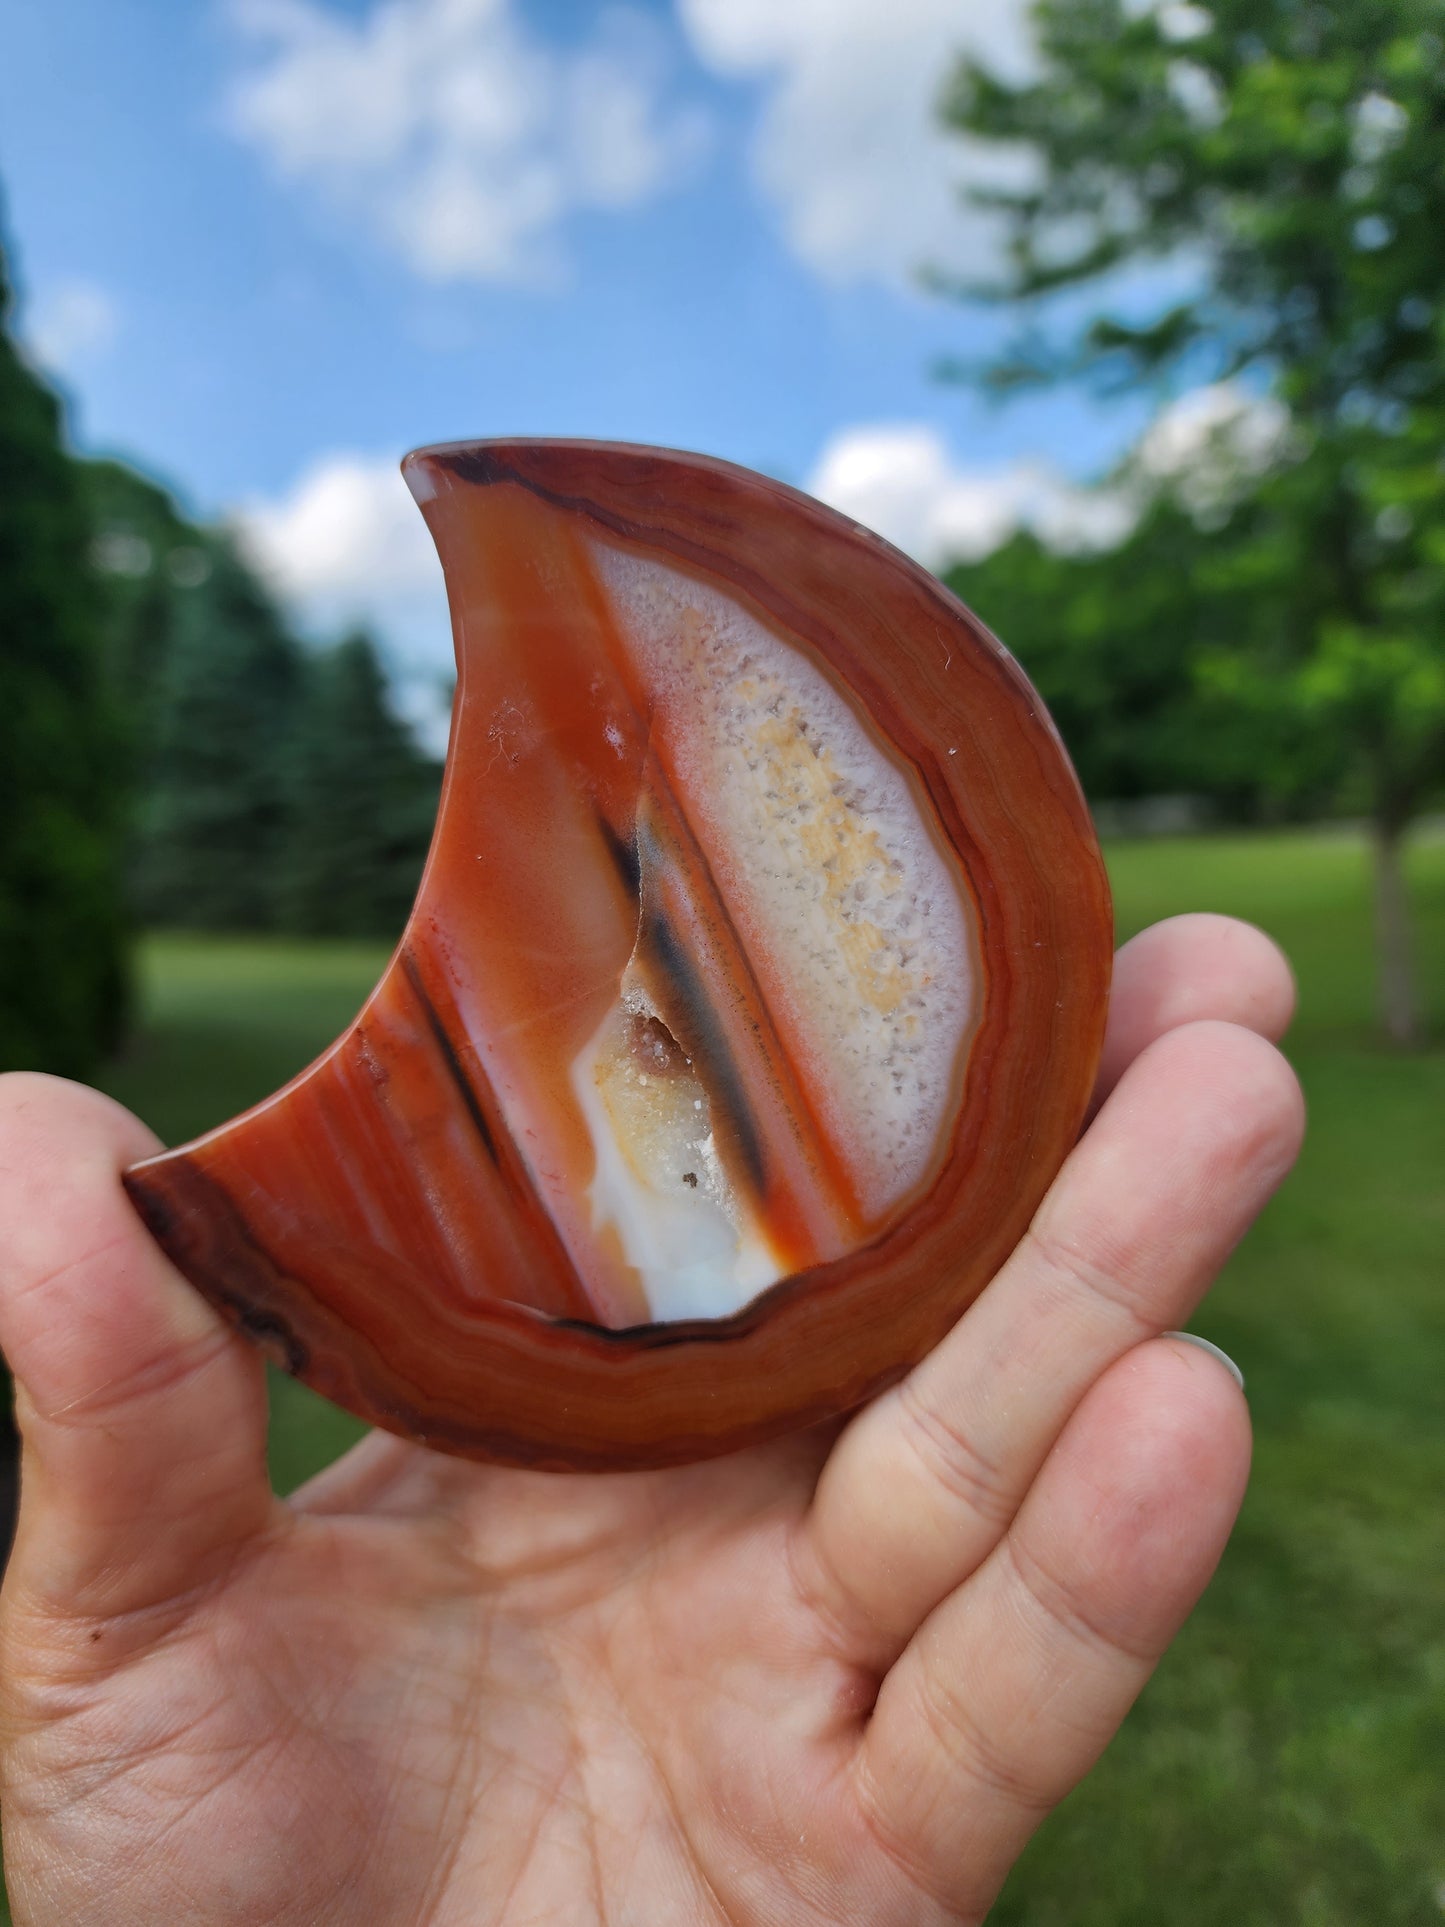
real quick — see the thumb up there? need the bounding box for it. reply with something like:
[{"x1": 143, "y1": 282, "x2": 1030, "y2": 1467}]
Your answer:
[{"x1": 0, "y1": 1074, "x2": 274, "y2": 1626}]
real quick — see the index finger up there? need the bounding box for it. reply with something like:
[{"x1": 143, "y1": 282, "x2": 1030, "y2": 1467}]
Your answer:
[{"x1": 1093, "y1": 913, "x2": 1296, "y2": 1110}]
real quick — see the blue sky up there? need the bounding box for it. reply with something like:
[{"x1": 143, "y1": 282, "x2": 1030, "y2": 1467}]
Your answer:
[{"x1": 0, "y1": 0, "x2": 1173, "y2": 718}]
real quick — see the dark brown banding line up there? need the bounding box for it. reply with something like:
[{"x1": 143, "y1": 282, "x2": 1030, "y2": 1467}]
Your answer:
[
  {"x1": 400, "y1": 948, "x2": 501, "y2": 1165},
  {"x1": 124, "y1": 1168, "x2": 313, "y2": 1378},
  {"x1": 439, "y1": 446, "x2": 538, "y2": 492},
  {"x1": 399, "y1": 946, "x2": 594, "y2": 1321},
  {"x1": 631, "y1": 768, "x2": 869, "y2": 1234},
  {"x1": 595, "y1": 811, "x2": 642, "y2": 901},
  {"x1": 640, "y1": 904, "x2": 768, "y2": 1198},
  {"x1": 233, "y1": 1306, "x2": 310, "y2": 1378}
]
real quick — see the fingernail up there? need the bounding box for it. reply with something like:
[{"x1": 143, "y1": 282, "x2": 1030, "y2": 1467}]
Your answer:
[{"x1": 1164, "y1": 1331, "x2": 1245, "y2": 1392}]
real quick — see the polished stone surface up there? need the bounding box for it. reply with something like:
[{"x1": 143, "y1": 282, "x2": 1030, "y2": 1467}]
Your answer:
[{"x1": 125, "y1": 441, "x2": 1112, "y2": 1469}]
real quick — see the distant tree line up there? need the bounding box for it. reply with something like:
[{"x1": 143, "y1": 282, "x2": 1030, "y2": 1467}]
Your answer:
[
  {"x1": 0, "y1": 222, "x2": 442, "y2": 1084},
  {"x1": 946, "y1": 479, "x2": 1355, "y2": 828},
  {"x1": 947, "y1": 499, "x2": 1256, "y2": 820},
  {"x1": 83, "y1": 459, "x2": 441, "y2": 943}
]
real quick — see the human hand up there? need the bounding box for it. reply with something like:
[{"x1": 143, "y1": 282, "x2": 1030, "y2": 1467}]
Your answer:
[{"x1": 0, "y1": 913, "x2": 1301, "y2": 1926}]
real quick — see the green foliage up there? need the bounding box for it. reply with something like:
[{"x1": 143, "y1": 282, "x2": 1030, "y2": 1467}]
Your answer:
[
  {"x1": 949, "y1": 498, "x2": 1274, "y2": 812},
  {"x1": 946, "y1": 0, "x2": 1445, "y2": 409},
  {"x1": 133, "y1": 539, "x2": 306, "y2": 930},
  {"x1": 1182, "y1": 432, "x2": 1445, "y2": 833},
  {"x1": 279, "y1": 631, "x2": 440, "y2": 938},
  {"x1": 0, "y1": 233, "x2": 129, "y2": 1077},
  {"x1": 81, "y1": 457, "x2": 209, "y2": 709},
  {"x1": 81, "y1": 457, "x2": 442, "y2": 940},
  {"x1": 942, "y1": 0, "x2": 1445, "y2": 1035},
  {"x1": 948, "y1": 476, "x2": 1400, "y2": 822}
]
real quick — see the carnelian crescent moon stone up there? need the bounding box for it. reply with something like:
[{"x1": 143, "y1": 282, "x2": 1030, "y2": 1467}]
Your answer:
[{"x1": 124, "y1": 440, "x2": 1112, "y2": 1471}]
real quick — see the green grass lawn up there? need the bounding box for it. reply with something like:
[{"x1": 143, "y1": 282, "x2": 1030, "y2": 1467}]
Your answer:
[{"x1": 78, "y1": 826, "x2": 1445, "y2": 1922}]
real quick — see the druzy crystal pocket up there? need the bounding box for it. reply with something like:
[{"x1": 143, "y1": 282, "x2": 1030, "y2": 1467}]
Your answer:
[{"x1": 125, "y1": 441, "x2": 1111, "y2": 1469}]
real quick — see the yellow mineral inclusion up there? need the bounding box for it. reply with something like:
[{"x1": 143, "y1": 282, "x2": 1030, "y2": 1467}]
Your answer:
[
  {"x1": 752, "y1": 708, "x2": 919, "y2": 1024},
  {"x1": 570, "y1": 990, "x2": 787, "y2": 1324}
]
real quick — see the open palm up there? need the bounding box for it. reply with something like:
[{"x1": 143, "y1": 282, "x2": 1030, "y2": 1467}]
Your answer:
[{"x1": 0, "y1": 915, "x2": 1302, "y2": 1927}]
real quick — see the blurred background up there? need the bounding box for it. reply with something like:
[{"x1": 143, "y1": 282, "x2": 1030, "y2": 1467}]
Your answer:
[{"x1": 0, "y1": 0, "x2": 1442, "y2": 1919}]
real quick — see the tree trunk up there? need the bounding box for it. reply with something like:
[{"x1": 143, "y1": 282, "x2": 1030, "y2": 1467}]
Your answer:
[{"x1": 1371, "y1": 816, "x2": 1419, "y2": 1048}]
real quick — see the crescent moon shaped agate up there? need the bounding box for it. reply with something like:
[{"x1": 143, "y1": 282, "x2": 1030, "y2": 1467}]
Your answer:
[{"x1": 123, "y1": 440, "x2": 1112, "y2": 1471}]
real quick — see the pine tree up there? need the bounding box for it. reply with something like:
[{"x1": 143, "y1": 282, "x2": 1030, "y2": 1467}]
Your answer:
[
  {"x1": 82, "y1": 456, "x2": 211, "y2": 725},
  {"x1": 84, "y1": 461, "x2": 441, "y2": 940},
  {"x1": 0, "y1": 226, "x2": 129, "y2": 1077},
  {"x1": 131, "y1": 536, "x2": 305, "y2": 931},
  {"x1": 280, "y1": 629, "x2": 441, "y2": 939}
]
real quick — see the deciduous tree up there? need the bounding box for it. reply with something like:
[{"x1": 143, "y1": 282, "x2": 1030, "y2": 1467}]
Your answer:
[{"x1": 944, "y1": 0, "x2": 1445, "y2": 1041}]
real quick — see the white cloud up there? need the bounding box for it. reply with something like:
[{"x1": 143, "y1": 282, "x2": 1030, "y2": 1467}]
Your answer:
[
  {"x1": 676, "y1": 0, "x2": 1036, "y2": 287},
  {"x1": 1132, "y1": 380, "x2": 1291, "y2": 514},
  {"x1": 237, "y1": 385, "x2": 1287, "y2": 750},
  {"x1": 806, "y1": 423, "x2": 1133, "y2": 570},
  {"x1": 676, "y1": 0, "x2": 1229, "y2": 288},
  {"x1": 24, "y1": 278, "x2": 119, "y2": 372},
  {"x1": 806, "y1": 383, "x2": 1290, "y2": 568},
  {"x1": 224, "y1": 0, "x2": 704, "y2": 284},
  {"x1": 236, "y1": 451, "x2": 439, "y2": 608},
  {"x1": 1155, "y1": 1, "x2": 1212, "y2": 41},
  {"x1": 234, "y1": 452, "x2": 454, "y2": 742}
]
